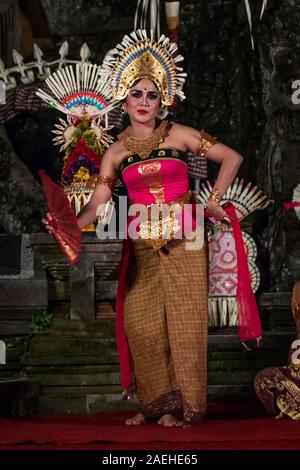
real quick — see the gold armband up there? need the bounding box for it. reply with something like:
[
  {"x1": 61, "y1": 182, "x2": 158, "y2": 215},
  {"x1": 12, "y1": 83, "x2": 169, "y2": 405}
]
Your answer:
[
  {"x1": 96, "y1": 175, "x2": 115, "y2": 190},
  {"x1": 208, "y1": 186, "x2": 221, "y2": 204},
  {"x1": 198, "y1": 130, "x2": 217, "y2": 157}
]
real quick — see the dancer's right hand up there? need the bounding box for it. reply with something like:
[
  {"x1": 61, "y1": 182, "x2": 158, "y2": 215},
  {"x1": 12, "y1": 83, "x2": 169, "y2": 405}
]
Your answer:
[{"x1": 42, "y1": 212, "x2": 54, "y2": 234}]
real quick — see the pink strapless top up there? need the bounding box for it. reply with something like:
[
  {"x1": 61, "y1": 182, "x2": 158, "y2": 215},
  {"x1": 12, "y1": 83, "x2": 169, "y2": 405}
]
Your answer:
[{"x1": 120, "y1": 148, "x2": 189, "y2": 205}]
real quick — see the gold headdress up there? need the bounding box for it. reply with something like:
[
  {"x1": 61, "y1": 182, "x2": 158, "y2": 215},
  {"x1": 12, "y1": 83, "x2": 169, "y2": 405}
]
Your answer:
[{"x1": 100, "y1": 29, "x2": 186, "y2": 106}]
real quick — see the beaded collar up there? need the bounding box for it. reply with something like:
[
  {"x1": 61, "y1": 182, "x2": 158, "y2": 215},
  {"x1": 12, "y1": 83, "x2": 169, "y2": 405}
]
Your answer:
[{"x1": 117, "y1": 120, "x2": 169, "y2": 159}]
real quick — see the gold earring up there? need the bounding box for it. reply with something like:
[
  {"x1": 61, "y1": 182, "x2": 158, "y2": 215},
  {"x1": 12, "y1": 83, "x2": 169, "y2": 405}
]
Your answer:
[{"x1": 157, "y1": 105, "x2": 168, "y2": 120}]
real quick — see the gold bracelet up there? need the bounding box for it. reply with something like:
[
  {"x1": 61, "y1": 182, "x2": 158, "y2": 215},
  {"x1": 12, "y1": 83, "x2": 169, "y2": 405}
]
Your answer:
[
  {"x1": 96, "y1": 175, "x2": 115, "y2": 190},
  {"x1": 208, "y1": 186, "x2": 221, "y2": 203}
]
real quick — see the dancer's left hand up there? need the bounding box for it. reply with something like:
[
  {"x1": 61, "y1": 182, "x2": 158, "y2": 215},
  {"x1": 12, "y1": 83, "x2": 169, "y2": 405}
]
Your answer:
[{"x1": 206, "y1": 200, "x2": 231, "y2": 224}]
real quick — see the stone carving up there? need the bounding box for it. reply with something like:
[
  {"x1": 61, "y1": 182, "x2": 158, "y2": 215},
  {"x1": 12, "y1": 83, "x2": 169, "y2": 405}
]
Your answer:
[
  {"x1": 0, "y1": 42, "x2": 92, "y2": 90},
  {"x1": 0, "y1": 125, "x2": 46, "y2": 233},
  {"x1": 256, "y1": 0, "x2": 300, "y2": 289}
]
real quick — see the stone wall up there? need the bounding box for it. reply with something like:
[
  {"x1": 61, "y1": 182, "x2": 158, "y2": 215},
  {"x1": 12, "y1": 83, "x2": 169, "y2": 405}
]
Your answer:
[{"x1": 256, "y1": 0, "x2": 300, "y2": 289}]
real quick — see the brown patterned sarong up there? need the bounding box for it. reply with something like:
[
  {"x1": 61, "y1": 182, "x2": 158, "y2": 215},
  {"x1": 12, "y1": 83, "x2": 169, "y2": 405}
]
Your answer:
[
  {"x1": 254, "y1": 366, "x2": 300, "y2": 419},
  {"x1": 124, "y1": 236, "x2": 208, "y2": 424}
]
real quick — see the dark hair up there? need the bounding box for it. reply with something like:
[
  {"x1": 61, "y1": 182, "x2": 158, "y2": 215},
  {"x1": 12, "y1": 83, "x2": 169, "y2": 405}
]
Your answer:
[{"x1": 129, "y1": 78, "x2": 159, "y2": 92}]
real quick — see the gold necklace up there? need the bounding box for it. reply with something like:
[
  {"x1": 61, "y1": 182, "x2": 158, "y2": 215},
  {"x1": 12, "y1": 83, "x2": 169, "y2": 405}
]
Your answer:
[{"x1": 118, "y1": 120, "x2": 169, "y2": 159}]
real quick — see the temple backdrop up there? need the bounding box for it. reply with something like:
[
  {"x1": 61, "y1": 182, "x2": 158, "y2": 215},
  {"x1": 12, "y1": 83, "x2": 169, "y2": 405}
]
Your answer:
[{"x1": 0, "y1": 0, "x2": 299, "y2": 416}]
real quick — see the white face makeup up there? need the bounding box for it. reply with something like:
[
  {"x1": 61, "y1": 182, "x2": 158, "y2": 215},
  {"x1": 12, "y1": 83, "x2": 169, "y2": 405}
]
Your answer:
[
  {"x1": 124, "y1": 79, "x2": 161, "y2": 123},
  {"x1": 129, "y1": 88, "x2": 160, "y2": 103}
]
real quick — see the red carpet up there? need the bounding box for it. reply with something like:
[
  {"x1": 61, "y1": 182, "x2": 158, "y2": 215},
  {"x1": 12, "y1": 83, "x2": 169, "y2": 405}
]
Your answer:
[{"x1": 1, "y1": 404, "x2": 300, "y2": 450}]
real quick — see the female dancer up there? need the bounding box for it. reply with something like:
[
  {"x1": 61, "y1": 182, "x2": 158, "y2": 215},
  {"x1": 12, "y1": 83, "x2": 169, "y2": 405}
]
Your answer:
[{"x1": 44, "y1": 31, "x2": 243, "y2": 426}]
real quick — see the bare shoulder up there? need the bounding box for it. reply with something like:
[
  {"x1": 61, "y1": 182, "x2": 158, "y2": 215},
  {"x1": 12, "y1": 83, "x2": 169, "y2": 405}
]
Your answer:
[
  {"x1": 167, "y1": 122, "x2": 199, "y2": 151},
  {"x1": 169, "y1": 122, "x2": 198, "y2": 138},
  {"x1": 102, "y1": 141, "x2": 123, "y2": 159},
  {"x1": 170, "y1": 122, "x2": 194, "y2": 132},
  {"x1": 102, "y1": 140, "x2": 127, "y2": 169}
]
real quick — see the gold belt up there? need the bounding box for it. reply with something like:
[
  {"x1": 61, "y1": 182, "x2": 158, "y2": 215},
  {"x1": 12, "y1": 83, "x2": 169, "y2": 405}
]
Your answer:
[{"x1": 133, "y1": 190, "x2": 193, "y2": 250}]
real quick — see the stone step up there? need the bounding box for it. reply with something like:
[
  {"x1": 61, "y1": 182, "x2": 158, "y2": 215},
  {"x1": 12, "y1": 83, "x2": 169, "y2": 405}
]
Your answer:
[
  {"x1": 27, "y1": 330, "x2": 295, "y2": 355},
  {"x1": 26, "y1": 370, "x2": 120, "y2": 387},
  {"x1": 269, "y1": 311, "x2": 295, "y2": 328},
  {"x1": 207, "y1": 384, "x2": 255, "y2": 402},
  {"x1": 208, "y1": 330, "x2": 295, "y2": 351},
  {"x1": 37, "y1": 384, "x2": 257, "y2": 415},
  {"x1": 208, "y1": 354, "x2": 287, "y2": 370},
  {"x1": 259, "y1": 292, "x2": 295, "y2": 329},
  {"x1": 209, "y1": 370, "x2": 258, "y2": 385},
  {"x1": 21, "y1": 348, "x2": 287, "y2": 367},
  {"x1": 24, "y1": 365, "x2": 270, "y2": 388},
  {"x1": 22, "y1": 352, "x2": 120, "y2": 366},
  {"x1": 38, "y1": 392, "x2": 138, "y2": 414},
  {"x1": 28, "y1": 338, "x2": 116, "y2": 354},
  {"x1": 22, "y1": 355, "x2": 288, "y2": 377},
  {"x1": 36, "y1": 317, "x2": 296, "y2": 338},
  {"x1": 41, "y1": 385, "x2": 122, "y2": 395},
  {"x1": 0, "y1": 341, "x2": 29, "y2": 379},
  {"x1": 26, "y1": 363, "x2": 120, "y2": 375},
  {"x1": 34, "y1": 319, "x2": 116, "y2": 338}
]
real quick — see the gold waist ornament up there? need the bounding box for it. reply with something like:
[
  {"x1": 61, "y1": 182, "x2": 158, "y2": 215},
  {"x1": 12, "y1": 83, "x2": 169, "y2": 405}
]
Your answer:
[{"x1": 136, "y1": 191, "x2": 192, "y2": 250}]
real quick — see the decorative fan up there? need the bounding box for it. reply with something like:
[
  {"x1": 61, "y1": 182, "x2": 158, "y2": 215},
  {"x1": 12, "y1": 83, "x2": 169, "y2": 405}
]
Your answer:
[
  {"x1": 36, "y1": 63, "x2": 116, "y2": 231},
  {"x1": 196, "y1": 178, "x2": 269, "y2": 221},
  {"x1": 197, "y1": 178, "x2": 268, "y2": 337},
  {"x1": 36, "y1": 63, "x2": 117, "y2": 119},
  {"x1": 39, "y1": 171, "x2": 81, "y2": 265}
]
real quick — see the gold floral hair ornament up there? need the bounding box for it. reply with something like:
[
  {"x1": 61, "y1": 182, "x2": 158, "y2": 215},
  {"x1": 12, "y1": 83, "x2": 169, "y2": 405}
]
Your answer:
[{"x1": 100, "y1": 29, "x2": 187, "y2": 106}]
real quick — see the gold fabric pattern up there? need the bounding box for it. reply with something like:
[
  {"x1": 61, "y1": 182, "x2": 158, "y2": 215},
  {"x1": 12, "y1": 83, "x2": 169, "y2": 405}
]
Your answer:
[
  {"x1": 182, "y1": 398, "x2": 206, "y2": 424},
  {"x1": 255, "y1": 366, "x2": 300, "y2": 420},
  {"x1": 118, "y1": 120, "x2": 169, "y2": 159},
  {"x1": 139, "y1": 215, "x2": 181, "y2": 249},
  {"x1": 137, "y1": 162, "x2": 162, "y2": 177},
  {"x1": 198, "y1": 129, "x2": 218, "y2": 157},
  {"x1": 140, "y1": 390, "x2": 183, "y2": 419},
  {"x1": 138, "y1": 161, "x2": 165, "y2": 203}
]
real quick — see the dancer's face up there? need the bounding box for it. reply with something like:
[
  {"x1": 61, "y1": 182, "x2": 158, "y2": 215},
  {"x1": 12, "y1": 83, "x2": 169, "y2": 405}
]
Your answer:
[{"x1": 124, "y1": 79, "x2": 161, "y2": 124}]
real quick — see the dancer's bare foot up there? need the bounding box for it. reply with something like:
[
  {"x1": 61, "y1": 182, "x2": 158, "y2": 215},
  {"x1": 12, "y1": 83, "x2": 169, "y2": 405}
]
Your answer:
[
  {"x1": 157, "y1": 414, "x2": 183, "y2": 427},
  {"x1": 125, "y1": 413, "x2": 146, "y2": 425},
  {"x1": 275, "y1": 411, "x2": 285, "y2": 420}
]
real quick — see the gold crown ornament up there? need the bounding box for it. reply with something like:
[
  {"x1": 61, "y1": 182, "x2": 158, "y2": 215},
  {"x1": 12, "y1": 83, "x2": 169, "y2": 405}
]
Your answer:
[{"x1": 100, "y1": 29, "x2": 187, "y2": 107}]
